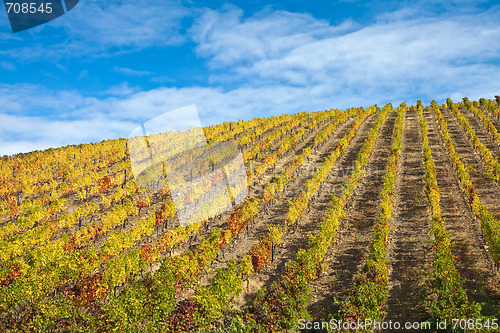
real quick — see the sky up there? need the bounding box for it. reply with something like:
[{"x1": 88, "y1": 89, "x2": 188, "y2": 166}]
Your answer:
[{"x1": 1, "y1": 0, "x2": 499, "y2": 155}]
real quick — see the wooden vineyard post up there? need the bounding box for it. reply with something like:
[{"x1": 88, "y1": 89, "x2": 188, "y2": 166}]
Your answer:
[
  {"x1": 122, "y1": 169, "x2": 127, "y2": 189},
  {"x1": 269, "y1": 225, "x2": 282, "y2": 263}
]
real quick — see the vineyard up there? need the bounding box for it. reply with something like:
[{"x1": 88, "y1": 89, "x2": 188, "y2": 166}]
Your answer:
[{"x1": 1, "y1": 97, "x2": 500, "y2": 332}]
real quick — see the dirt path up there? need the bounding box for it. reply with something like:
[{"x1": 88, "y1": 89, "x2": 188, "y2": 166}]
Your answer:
[
  {"x1": 171, "y1": 116, "x2": 339, "y2": 250},
  {"x1": 385, "y1": 107, "x2": 433, "y2": 323},
  {"x1": 249, "y1": 116, "x2": 350, "y2": 198},
  {"x1": 423, "y1": 107, "x2": 500, "y2": 316},
  {"x1": 218, "y1": 116, "x2": 359, "y2": 263},
  {"x1": 439, "y1": 106, "x2": 500, "y2": 222},
  {"x1": 143, "y1": 116, "x2": 341, "y2": 274},
  {"x1": 253, "y1": 114, "x2": 379, "y2": 288},
  {"x1": 479, "y1": 105, "x2": 500, "y2": 136},
  {"x1": 459, "y1": 106, "x2": 500, "y2": 159},
  {"x1": 172, "y1": 115, "x2": 359, "y2": 300},
  {"x1": 219, "y1": 115, "x2": 362, "y2": 302},
  {"x1": 307, "y1": 110, "x2": 397, "y2": 321}
]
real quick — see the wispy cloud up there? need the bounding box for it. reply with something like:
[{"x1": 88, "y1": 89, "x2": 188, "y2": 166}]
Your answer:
[
  {"x1": 0, "y1": 84, "x2": 99, "y2": 118},
  {"x1": 0, "y1": 83, "x2": 335, "y2": 155},
  {"x1": 113, "y1": 67, "x2": 152, "y2": 77},
  {"x1": 191, "y1": 7, "x2": 358, "y2": 69},
  {"x1": 0, "y1": 0, "x2": 190, "y2": 61},
  {"x1": 103, "y1": 82, "x2": 141, "y2": 97},
  {"x1": 191, "y1": 4, "x2": 500, "y2": 99},
  {"x1": 0, "y1": 61, "x2": 15, "y2": 71},
  {"x1": 0, "y1": 113, "x2": 135, "y2": 156}
]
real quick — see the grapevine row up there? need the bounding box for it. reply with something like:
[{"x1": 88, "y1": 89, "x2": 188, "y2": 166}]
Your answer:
[
  {"x1": 174, "y1": 104, "x2": 389, "y2": 331},
  {"x1": 445, "y1": 98, "x2": 500, "y2": 183},
  {"x1": 247, "y1": 103, "x2": 393, "y2": 332},
  {"x1": 430, "y1": 101, "x2": 500, "y2": 263},
  {"x1": 338, "y1": 103, "x2": 405, "y2": 322},
  {"x1": 418, "y1": 101, "x2": 482, "y2": 327},
  {"x1": 100, "y1": 109, "x2": 356, "y2": 330}
]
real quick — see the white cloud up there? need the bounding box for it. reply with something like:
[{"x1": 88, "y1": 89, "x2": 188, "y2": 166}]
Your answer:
[
  {"x1": 58, "y1": 0, "x2": 188, "y2": 47},
  {"x1": 0, "y1": 116, "x2": 134, "y2": 156},
  {"x1": 0, "y1": 0, "x2": 190, "y2": 60},
  {"x1": 191, "y1": 5, "x2": 500, "y2": 100},
  {"x1": 2, "y1": 64, "x2": 499, "y2": 156},
  {"x1": 191, "y1": 7, "x2": 358, "y2": 68},
  {"x1": 103, "y1": 82, "x2": 140, "y2": 97},
  {"x1": 0, "y1": 84, "x2": 98, "y2": 118},
  {"x1": 113, "y1": 67, "x2": 152, "y2": 77},
  {"x1": 0, "y1": 61, "x2": 15, "y2": 71},
  {"x1": 0, "y1": 83, "x2": 336, "y2": 155}
]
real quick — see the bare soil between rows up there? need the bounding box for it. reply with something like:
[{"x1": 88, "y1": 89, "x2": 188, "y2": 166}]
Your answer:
[
  {"x1": 306, "y1": 110, "x2": 398, "y2": 323},
  {"x1": 385, "y1": 107, "x2": 433, "y2": 325},
  {"x1": 424, "y1": 107, "x2": 500, "y2": 316}
]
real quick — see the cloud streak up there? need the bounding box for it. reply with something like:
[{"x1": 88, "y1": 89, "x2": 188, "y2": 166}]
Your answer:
[
  {"x1": 192, "y1": 4, "x2": 500, "y2": 95},
  {"x1": 113, "y1": 67, "x2": 152, "y2": 77},
  {"x1": 0, "y1": 83, "x2": 336, "y2": 155},
  {"x1": 0, "y1": 0, "x2": 190, "y2": 61}
]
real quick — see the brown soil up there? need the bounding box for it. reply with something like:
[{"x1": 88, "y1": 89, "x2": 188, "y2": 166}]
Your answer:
[
  {"x1": 164, "y1": 114, "x2": 358, "y2": 300},
  {"x1": 385, "y1": 107, "x2": 434, "y2": 324},
  {"x1": 423, "y1": 106, "x2": 500, "y2": 316},
  {"x1": 7, "y1": 104, "x2": 500, "y2": 329},
  {"x1": 307, "y1": 110, "x2": 397, "y2": 321},
  {"x1": 215, "y1": 115, "x2": 361, "y2": 304},
  {"x1": 247, "y1": 113, "x2": 377, "y2": 293},
  {"x1": 439, "y1": 106, "x2": 500, "y2": 219},
  {"x1": 479, "y1": 105, "x2": 500, "y2": 139},
  {"x1": 459, "y1": 106, "x2": 500, "y2": 159}
]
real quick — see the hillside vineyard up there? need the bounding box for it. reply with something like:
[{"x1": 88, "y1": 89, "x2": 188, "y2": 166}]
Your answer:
[{"x1": 1, "y1": 98, "x2": 500, "y2": 332}]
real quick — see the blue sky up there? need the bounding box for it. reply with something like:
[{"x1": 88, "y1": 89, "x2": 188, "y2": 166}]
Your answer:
[{"x1": 1, "y1": 0, "x2": 500, "y2": 155}]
